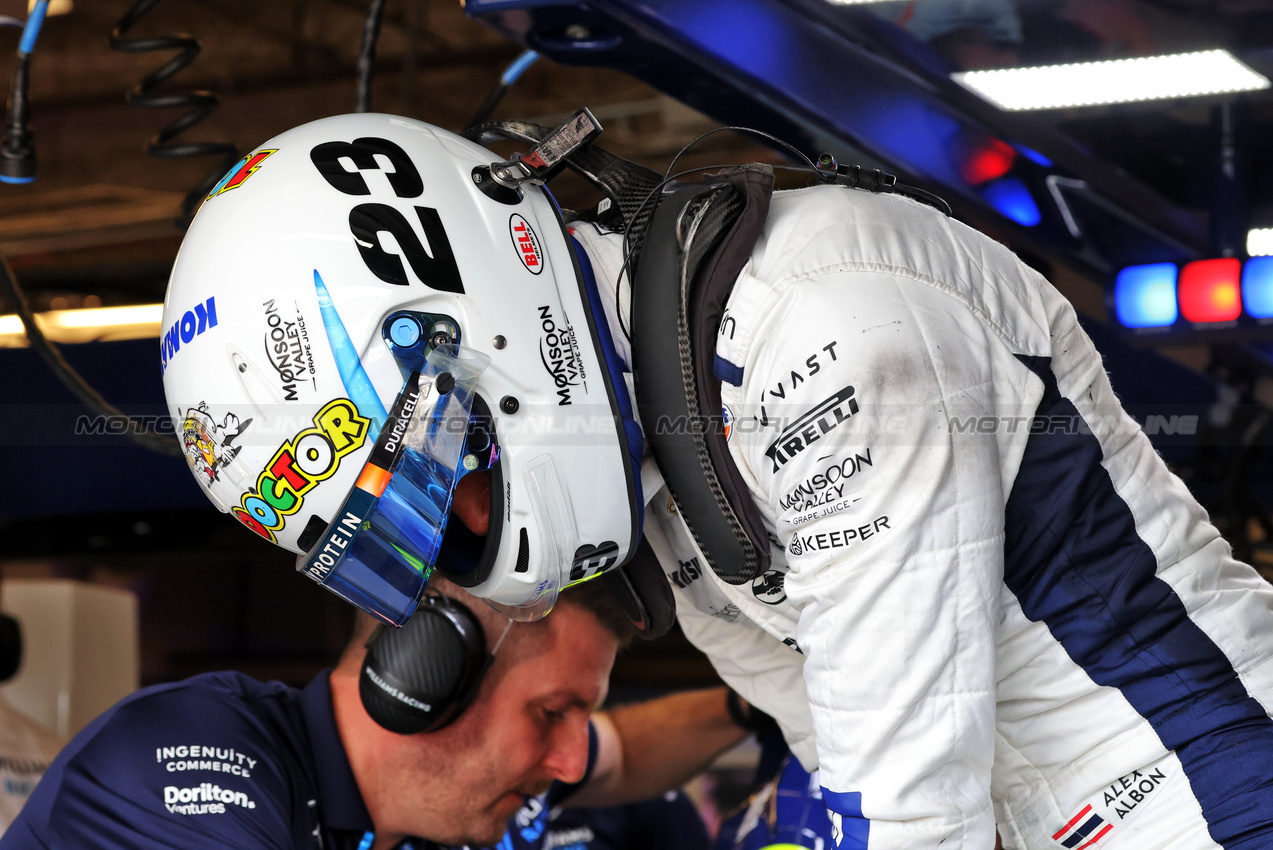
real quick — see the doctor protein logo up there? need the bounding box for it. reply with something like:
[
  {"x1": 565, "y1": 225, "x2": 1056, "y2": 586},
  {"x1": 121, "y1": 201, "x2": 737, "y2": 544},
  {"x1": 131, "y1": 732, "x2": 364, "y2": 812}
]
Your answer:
[
  {"x1": 163, "y1": 784, "x2": 256, "y2": 815},
  {"x1": 764, "y1": 385, "x2": 860, "y2": 473},
  {"x1": 510, "y1": 214, "x2": 543, "y2": 274},
  {"x1": 160, "y1": 296, "x2": 218, "y2": 373},
  {"x1": 231, "y1": 399, "x2": 371, "y2": 542},
  {"x1": 538, "y1": 305, "x2": 589, "y2": 406}
]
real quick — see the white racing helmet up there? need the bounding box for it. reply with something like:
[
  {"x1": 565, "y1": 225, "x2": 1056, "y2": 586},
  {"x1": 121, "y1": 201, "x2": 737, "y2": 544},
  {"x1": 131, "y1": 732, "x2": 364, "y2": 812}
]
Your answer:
[{"x1": 161, "y1": 113, "x2": 643, "y2": 626}]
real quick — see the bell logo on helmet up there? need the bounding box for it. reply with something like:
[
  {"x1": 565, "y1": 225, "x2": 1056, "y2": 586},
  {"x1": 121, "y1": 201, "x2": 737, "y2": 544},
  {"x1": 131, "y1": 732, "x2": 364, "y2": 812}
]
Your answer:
[
  {"x1": 230, "y1": 399, "x2": 371, "y2": 542},
  {"x1": 510, "y1": 215, "x2": 543, "y2": 274}
]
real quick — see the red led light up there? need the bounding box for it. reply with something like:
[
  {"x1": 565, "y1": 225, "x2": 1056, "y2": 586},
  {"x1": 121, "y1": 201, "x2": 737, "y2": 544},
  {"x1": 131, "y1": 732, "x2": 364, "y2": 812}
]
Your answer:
[
  {"x1": 1179, "y1": 258, "x2": 1242, "y2": 323},
  {"x1": 961, "y1": 137, "x2": 1017, "y2": 185}
]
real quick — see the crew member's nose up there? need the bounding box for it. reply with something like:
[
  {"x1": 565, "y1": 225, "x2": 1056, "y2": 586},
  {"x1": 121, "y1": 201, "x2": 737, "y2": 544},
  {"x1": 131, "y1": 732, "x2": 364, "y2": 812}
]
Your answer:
[{"x1": 541, "y1": 714, "x2": 590, "y2": 784}]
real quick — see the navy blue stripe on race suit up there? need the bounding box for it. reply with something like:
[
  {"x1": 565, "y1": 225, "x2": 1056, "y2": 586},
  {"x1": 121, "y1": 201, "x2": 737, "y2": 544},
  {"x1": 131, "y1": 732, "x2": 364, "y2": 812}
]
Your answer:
[
  {"x1": 1004, "y1": 354, "x2": 1273, "y2": 848},
  {"x1": 569, "y1": 234, "x2": 644, "y2": 533}
]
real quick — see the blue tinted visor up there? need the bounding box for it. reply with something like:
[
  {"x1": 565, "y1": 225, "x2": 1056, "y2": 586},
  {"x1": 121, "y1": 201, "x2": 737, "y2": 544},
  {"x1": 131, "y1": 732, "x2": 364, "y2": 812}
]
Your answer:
[{"x1": 298, "y1": 344, "x2": 493, "y2": 626}]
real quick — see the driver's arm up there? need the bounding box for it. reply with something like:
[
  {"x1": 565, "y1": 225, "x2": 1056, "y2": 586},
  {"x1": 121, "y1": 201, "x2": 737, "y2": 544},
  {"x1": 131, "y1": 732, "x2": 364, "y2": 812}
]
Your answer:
[{"x1": 569, "y1": 686, "x2": 748, "y2": 806}]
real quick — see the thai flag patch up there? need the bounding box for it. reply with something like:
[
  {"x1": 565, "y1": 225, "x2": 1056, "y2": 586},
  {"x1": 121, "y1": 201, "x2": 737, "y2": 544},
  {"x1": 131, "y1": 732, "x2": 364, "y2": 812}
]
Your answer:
[{"x1": 1053, "y1": 805, "x2": 1112, "y2": 849}]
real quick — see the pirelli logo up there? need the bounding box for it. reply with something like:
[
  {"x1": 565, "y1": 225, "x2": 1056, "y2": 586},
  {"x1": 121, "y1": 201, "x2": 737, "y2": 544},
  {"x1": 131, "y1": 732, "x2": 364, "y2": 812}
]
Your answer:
[{"x1": 764, "y1": 385, "x2": 859, "y2": 473}]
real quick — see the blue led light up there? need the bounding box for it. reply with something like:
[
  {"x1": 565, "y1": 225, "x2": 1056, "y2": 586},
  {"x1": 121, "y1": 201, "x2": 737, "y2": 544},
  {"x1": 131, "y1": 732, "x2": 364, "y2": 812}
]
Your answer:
[
  {"x1": 1114, "y1": 263, "x2": 1179, "y2": 328},
  {"x1": 1016, "y1": 145, "x2": 1053, "y2": 168},
  {"x1": 1242, "y1": 256, "x2": 1273, "y2": 319},
  {"x1": 981, "y1": 177, "x2": 1041, "y2": 227}
]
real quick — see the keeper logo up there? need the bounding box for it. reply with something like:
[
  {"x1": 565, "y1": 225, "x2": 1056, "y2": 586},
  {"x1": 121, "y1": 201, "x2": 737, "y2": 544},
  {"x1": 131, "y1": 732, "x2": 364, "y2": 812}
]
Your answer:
[{"x1": 788, "y1": 516, "x2": 890, "y2": 556}]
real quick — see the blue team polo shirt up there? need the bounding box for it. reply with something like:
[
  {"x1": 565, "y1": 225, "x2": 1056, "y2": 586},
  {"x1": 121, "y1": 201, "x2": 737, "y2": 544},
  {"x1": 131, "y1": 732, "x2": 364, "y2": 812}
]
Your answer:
[{"x1": 0, "y1": 671, "x2": 613, "y2": 850}]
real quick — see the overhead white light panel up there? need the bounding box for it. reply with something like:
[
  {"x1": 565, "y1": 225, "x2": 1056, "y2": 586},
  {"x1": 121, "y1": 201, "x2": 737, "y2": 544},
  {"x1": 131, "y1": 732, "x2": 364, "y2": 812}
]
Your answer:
[
  {"x1": 1250, "y1": 228, "x2": 1273, "y2": 258},
  {"x1": 955, "y1": 50, "x2": 1270, "y2": 110},
  {"x1": 0, "y1": 303, "x2": 163, "y2": 347}
]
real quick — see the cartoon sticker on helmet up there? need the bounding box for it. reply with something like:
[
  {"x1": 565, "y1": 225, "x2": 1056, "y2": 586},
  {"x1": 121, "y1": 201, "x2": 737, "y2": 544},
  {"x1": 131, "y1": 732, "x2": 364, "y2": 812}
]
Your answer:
[
  {"x1": 182, "y1": 403, "x2": 252, "y2": 485},
  {"x1": 231, "y1": 398, "x2": 371, "y2": 543}
]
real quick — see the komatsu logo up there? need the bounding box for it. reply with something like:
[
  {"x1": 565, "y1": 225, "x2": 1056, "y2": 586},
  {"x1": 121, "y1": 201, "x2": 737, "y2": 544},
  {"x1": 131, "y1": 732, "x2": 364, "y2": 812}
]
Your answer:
[{"x1": 160, "y1": 296, "x2": 218, "y2": 373}]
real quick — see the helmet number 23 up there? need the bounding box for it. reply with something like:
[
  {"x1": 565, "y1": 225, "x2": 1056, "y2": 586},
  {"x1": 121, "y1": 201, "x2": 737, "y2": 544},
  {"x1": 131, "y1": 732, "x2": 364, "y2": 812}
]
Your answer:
[{"x1": 310, "y1": 137, "x2": 465, "y2": 294}]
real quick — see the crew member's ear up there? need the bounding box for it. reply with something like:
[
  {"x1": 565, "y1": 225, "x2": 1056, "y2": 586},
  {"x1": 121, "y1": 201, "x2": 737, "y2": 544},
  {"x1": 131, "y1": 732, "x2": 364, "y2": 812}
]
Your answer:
[{"x1": 358, "y1": 592, "x2": 488, "y2": 734}]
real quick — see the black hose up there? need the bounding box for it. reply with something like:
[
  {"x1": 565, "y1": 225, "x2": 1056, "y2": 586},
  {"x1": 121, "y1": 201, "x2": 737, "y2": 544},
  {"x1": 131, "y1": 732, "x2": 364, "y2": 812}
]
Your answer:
[
  {"x1": 0, "y1": 255, "x2": 180, "y2": 456},
  {"x1": 355, "y1": 0, "x2": 390, "y2": 112}
]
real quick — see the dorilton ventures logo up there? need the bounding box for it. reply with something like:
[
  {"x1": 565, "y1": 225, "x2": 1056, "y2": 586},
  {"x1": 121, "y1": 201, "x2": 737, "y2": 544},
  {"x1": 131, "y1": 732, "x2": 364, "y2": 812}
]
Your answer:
[
  {"x1": 764, "y1": 385, "x2": 860, "y2": 473},
  {"x1": 538, "y1": 305, "x2": 588, "y2": 406}
]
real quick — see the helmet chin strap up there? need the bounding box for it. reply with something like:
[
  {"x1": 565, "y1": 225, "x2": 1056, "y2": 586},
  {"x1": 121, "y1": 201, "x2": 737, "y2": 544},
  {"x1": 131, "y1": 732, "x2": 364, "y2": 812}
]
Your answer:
[{"x1": 489, "y1": 618, "x2": 514, "y2": 657}]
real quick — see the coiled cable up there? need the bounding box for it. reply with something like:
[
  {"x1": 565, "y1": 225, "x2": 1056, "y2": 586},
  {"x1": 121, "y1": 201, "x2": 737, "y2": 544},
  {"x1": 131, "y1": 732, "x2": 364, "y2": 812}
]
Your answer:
[{"x1": 109, "y1": 0, "x2": 239, "y2": 228}]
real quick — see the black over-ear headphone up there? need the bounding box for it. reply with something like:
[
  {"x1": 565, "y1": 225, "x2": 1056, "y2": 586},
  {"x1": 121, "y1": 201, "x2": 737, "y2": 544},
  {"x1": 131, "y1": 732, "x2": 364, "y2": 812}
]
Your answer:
[{"x1": 359, "y1": 591, "x2": 490, "y2": 735}]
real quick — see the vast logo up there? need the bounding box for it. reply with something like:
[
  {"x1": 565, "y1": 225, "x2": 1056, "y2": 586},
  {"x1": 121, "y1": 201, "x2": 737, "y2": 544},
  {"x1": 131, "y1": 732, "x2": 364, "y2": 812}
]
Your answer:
[
  {"x1": 160, "y1": 296, "x2": 217, "y2": 373},
  {"x1": 206, "y1": 149, "x2": 277, "y2": 200},
  {"x1": 232, "y1": 399, "x2": 370, "y2": 542},
  {"x1": 538, "y1": 305, "x2": 588, "y2": 406},
  {"x1": 262, "y1": 299, "x2": 317, "y2": 402},
  {"x1": 510, "y1": 214, "x2": 543, "y2": 274},
  {"x1": 764, "y1": 385, "x2": 859, "y2": 473}
]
